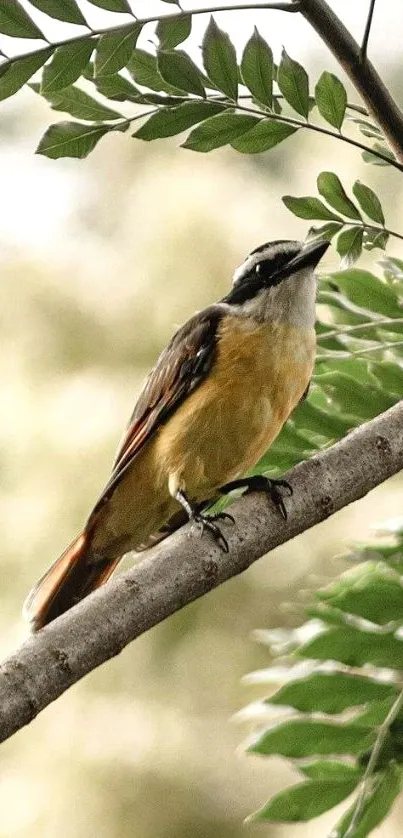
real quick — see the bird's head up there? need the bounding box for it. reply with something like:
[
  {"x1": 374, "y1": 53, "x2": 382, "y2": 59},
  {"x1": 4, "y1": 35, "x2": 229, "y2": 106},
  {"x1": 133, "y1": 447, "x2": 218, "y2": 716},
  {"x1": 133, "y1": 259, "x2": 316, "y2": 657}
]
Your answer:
[{"x1": 223, "y1": 238, "x2": 330, "y2": 326}]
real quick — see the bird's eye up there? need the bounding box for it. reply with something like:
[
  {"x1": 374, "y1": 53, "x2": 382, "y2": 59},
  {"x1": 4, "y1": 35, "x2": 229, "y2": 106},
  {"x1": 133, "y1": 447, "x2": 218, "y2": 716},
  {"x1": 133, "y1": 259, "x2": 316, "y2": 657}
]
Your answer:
[{"x1": 255, "y1": 264, "x2": 261, "y2": 274}]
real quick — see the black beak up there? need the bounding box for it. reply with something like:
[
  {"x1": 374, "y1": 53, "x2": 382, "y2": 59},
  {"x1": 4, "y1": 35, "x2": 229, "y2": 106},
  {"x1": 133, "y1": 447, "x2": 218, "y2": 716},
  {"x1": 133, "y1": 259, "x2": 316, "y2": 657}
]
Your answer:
[
  {"x1": 268, "y1": 239, "x2": 330, "y2": 285},
  {"x1": 286, "y1": 239, "x2": 330, "y2": 273}
]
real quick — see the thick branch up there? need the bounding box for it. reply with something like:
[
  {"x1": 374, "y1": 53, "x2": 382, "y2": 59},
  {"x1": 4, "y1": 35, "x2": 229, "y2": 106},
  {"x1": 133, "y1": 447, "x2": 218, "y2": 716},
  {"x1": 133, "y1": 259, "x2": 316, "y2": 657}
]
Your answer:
[
  {"x1": 1, "y1": 401, "x2": 402, "y2": 745},
  {"x1": 299, "y1": 0, "x2": 403, "y2": 163}
]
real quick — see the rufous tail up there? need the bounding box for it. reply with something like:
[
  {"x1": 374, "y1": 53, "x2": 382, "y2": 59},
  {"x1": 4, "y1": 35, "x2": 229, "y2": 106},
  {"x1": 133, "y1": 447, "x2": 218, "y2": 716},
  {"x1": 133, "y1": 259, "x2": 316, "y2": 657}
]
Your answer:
[{"x1": 23, "y1": 533, "x2": 119, "y2": 632}]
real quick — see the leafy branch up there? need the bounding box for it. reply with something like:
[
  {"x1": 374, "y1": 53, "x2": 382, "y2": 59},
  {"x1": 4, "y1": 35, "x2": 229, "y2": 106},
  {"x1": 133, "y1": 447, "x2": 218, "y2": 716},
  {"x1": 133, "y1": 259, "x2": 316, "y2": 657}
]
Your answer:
[
  {"x1": 244, "y1": 525, "x2": 403, "y2": 838},
  {"x1": 283, "y1": 171, "x2": 403, "y2": 266},
  {"x1": 0, "y1": 3, "x2": 400, "y2": 174}
]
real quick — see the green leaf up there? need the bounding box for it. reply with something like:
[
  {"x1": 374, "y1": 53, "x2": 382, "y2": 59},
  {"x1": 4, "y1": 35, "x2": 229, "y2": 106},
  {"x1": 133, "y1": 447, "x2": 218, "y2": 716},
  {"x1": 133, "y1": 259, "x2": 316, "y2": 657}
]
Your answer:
[
  {"x1": 277, "y1": 48, "x2": 309, "y2": 118},
  {"x1": 32, "y1": 83, "x2": 122, "y2": 120},
  {"x1": 315, "y1": 71, "x2": 347, "y2": 129},
  {"x1": 92, "y1": 72, "x2": 140, "y2": 102},
  {"x1": 371, "y1": 361, "x2": 403, "y2": 397},
  {"x1": 307, "y1": 221, "x2": 343, "y2": 242},
  {"x1": 241, "y1": 28, "x2": 273, "y2": 107},
  {"x1": 332, "y1": 269, "x2": 402, "y2": 318},
  {"x1": 41, "y1": 38, "x2": 95, "y2": 94},
  {"x1": 333, "y1": 763, "x2": 403, "y2": 838},
  {"x1": 297, "y1": 624, "x2": 403, "y2": 669},
  {"x1": 317, "y1": 171, "x2": 362, "y2": 220},
  {"x1": 28, "y1": 0, "x2": 87, "y2": 26},
  {"x1": 86, "y1": 0, "x2": 131, "y2": 11},
  {"x1": 294, "y1": 399, "x2": 352, "y2": 436},
  {"x1": 134, "y1": 100, "x2": 224, "y2": 140},
  {"x1": 268, "y1": 673, "x2": 398, "y2": 714},
  {"x1": 183, "y1": 113, "x2": 259, "y2": 152},
  {"x1": 202, "y1": 17, "x2": 238, "y2": 100},
  {"x1": 156, "y1": 14, "x2": 191, "y2": 50},
  {"x1": 0, "y1": 48, "x2": 52, "y2": 102},
  {"x1": 0, "y1": 1, "x2": 44, "y2": 38},
  {"x1": 283, "y1": 195, "x2": 343, "y2": 222},
  {"x1": 318, "y1": 566, "x2": 403, "y2": 624},
  {"x1": 336, "y1": 227, "x2": 363, "y2": 267},
  {"x1": 95, "y1": 23, "x2": 141, "y2": 77},
  {"x1": 231, "y1": 119, "x2": 297, "y2": 153},
  {"x1": 362, "y1": 142, "x2": 396, "y2": 166},
  {"x1": 251, "y1": 778, "x2": 358, "y2": 822},
  {"x1": 316, "y1": 370, "x2": 396, "y2": 420},
  {"x1": 350, "y1": 117, "x2": 383, "y2": 139},
  {"x1": 128, "y1": 48, "x2": 179, "y2": 94},
  {"x1": 157, "y1": 50, "x2": 205, "y2": 97},
  {"x1": 353, "y1": 696, "x2": 397, "y2": 728},
  {"x1": 36, "y1": 120, "x2": 111, "y2": 159},
  {"x1": 299, "y1": 761, "x2": 363, "y2": 782},
  {"x1": 249, "y1": 719, "x2": 374, "y2": 758},
  {"x1": 363, "y1": 228, "x2": 389, "y2": 251},
  {"x1": 352, "y1": 180, "x2": 385, "y2": 225}
]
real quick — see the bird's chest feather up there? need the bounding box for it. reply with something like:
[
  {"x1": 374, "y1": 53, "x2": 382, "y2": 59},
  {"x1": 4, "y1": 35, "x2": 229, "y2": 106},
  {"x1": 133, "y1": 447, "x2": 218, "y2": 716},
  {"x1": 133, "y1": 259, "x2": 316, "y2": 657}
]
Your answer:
[
  {"x1": 215, "y1": 315, "x2": 316, "y2": 428},
  {"x1": 157, "y1": 315, "x2": 316, "y2": 494}
]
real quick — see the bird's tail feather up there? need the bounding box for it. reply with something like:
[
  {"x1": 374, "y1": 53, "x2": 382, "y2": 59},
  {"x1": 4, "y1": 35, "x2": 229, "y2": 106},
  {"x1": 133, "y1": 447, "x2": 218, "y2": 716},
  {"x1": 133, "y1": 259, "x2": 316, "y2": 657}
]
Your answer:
[{"x1": 23, "y1": 533, "x2": 119, "y2": 632}]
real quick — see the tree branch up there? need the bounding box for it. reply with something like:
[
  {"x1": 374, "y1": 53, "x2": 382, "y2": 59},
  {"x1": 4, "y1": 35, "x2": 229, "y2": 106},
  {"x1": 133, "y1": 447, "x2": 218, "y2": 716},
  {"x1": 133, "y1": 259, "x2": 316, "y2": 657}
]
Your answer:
[
  {"x1": 299, "y1": 0, "x2": 403, "y2": 163},
  {"x1": 360, "y1": 0, "x2": 376, "y2": 63},
  {"x1": 0, "y1": 402, "x2": 402, "y2": 744}
]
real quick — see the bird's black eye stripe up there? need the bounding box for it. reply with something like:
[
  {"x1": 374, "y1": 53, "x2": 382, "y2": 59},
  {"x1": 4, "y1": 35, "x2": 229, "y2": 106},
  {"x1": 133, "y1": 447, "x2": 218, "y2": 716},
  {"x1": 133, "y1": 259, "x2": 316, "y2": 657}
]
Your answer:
[{"x1": 222, "y1": 273, "x2": 262, "y2": 305}]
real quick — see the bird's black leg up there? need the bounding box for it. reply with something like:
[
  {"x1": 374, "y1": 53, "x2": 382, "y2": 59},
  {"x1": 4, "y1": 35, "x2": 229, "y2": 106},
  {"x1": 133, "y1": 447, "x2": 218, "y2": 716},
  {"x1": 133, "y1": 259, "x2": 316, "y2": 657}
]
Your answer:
[
  {"x1": 219, "y1": 475, "x2": 293, "y2": 521},
  {"x1": 175, "y1": 490, "x2": 234, "y2": 553}
]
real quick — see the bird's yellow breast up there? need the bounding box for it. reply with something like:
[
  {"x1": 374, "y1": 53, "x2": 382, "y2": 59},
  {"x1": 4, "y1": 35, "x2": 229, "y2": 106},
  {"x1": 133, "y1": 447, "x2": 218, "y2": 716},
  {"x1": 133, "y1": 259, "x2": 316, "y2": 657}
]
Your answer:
[
  {"x1": 91, "y1": 314, "x2": 316, "y2": 556},
  {"x1": 155, "y1": 314, "x2": 316, "y2": 498}
]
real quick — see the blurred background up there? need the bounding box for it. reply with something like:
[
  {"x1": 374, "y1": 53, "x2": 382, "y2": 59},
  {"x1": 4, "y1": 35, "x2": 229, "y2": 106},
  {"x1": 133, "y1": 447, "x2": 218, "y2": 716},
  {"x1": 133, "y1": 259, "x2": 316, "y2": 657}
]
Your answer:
[{"x1": 1, "y1": 1, "x2": 403, "y2": 836}]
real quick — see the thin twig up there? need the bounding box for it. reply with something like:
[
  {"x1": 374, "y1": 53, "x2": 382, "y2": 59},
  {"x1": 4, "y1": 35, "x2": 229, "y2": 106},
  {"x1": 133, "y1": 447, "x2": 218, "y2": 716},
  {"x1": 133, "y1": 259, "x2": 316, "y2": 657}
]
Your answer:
[
  {"x1": 0, "y1": 2, "x2": 298, "y2": 74},
  {"x1": 317, "y1": 317, "x2": 403, "y2": 342},
  {"x1": 343, "y1": 688, "x2": 403, "y2": 837},
  {"x1": 232, "y1": 102, "x2": 403, "y2": 171},
  {"x1": 360, "y1": 0, "x2": 377, "y2": 63},
  {"x1": 113, "y1": 98, "x2": 398, "y2": 171},
  {"x1": 316, "y1": 339, "x2": 403, "y2": 360},
  {"x1": 299, "y1": 0, "x2": 403, "y2": 164}
]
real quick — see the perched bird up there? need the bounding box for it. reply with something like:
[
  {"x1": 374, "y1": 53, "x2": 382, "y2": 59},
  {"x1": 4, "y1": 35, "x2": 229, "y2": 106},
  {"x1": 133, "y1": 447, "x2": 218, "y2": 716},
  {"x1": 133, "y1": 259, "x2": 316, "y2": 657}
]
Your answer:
[{"x1": 24, "y1": 238, "x2": 329, "y2": 631}]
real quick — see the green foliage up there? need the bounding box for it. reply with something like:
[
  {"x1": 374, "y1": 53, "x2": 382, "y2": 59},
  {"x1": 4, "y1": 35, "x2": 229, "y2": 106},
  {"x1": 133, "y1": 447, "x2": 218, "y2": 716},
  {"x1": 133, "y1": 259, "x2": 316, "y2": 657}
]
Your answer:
[
  {"x1": 0, "y1": 48, "x2": 53, "y2": 102},
  {"x1": 36, "y1": 120, "x2": 114, "y2": 159},
  {"x1": 202, "y1": 17, "x2": 238, "y2": 101},
  {"x1": 240, "y1": 28, "x2": 273, "y2": 108},
  {"x1": 94, "y1": 24, "x2": 141, "y2": 78},
  {"x1": 41, "y1": 38, "x2": 95, "y2": 94},
  {"x1": 315, "y1": 71, "x2": 347, "y2": 129},
  {"x1": 0, "y1": 1, "x2": 44, "y2": 39},
  {"x1": 28, "y1": 0, "x2": 87, "y2": 26},
  {"x1": 0, "y1": 5, "x2": 396, "y2": 175},
  {"x1": 156, "y1": 14, "x2": 192, "y2": 51},
  {"x1": 283, "y1": 171, "x2": 392, "y2": 267},
  {"x1": 256, "y1": 256, "x2": 403, "y2": 477},
  {"x1": 244, "y1": 528, "x2": 403, "y2": 836},
  {"x1": 277, "y1": 48, "x2": 309, "y2": 118}
]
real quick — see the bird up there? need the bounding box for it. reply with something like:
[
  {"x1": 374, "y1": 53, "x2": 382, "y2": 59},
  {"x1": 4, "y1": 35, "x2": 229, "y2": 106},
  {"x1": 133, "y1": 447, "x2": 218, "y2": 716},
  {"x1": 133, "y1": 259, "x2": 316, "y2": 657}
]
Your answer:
[{"x1": 24, "y1": 237, "x2": 329, "y2": 631}]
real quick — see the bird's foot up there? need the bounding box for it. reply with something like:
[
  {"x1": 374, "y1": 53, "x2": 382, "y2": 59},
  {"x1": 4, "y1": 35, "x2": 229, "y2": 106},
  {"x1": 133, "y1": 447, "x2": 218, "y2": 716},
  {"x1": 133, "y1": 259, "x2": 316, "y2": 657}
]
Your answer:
[
  {"x1": 220, "y1": 475, "x2": 293, "y2": 521},
  {"x1": 191, "y1": 510, "x2": 235, "y2": 553},
  {"x1": 175, "y1": 490, "x2": 234, "y2": 553}
]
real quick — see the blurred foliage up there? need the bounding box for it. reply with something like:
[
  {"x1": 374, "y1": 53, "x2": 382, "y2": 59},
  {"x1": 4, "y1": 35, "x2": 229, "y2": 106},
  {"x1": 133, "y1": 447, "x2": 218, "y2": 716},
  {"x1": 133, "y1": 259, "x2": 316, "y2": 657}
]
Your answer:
[{"x1": 244, "y1": 524, "x2": 403, "y2": 837}]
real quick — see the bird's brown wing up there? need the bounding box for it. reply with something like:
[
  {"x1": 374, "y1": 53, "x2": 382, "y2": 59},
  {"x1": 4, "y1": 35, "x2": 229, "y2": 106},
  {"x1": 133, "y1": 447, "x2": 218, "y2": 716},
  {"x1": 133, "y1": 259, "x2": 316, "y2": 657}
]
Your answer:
[{"x1": 94, "y1": 305, "x2": 223, "y2": 511}]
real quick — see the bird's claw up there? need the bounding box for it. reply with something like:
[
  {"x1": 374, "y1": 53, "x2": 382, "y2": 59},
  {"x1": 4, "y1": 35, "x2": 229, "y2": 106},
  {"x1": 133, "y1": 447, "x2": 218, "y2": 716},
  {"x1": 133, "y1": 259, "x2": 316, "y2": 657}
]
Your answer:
[
  {"x1": 191, "y1": 511, "x2": 230, "y2": 553},
  {"x1": 220, "y1": 475, "x2": 293, "y2": 521}
]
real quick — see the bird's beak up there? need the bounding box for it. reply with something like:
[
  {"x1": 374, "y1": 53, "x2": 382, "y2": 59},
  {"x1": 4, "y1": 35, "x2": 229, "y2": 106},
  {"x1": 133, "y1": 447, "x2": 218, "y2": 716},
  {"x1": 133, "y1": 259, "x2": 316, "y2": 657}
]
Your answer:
[{"x1": 285, "y1": 239, "x2": 330, "y2": 274}]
